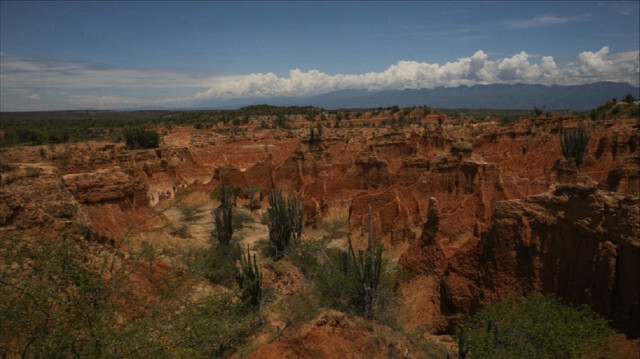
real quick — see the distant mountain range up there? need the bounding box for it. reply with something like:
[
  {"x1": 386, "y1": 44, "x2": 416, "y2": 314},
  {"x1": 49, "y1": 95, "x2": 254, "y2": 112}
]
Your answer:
[{"x1": 196, "y1": 81, "x2": 639, "y2": 111}]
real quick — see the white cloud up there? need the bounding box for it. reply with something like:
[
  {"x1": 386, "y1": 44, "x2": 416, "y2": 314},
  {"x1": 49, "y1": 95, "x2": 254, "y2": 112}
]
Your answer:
[
  {"x1": 1, "y1": 46, "x2": 638, "y2": 110},
  {"x1": 503, "y1": 14, "x2": 590, "y2": 29},
  {"x1": 0, "y1": 54, "x2": 217, "y2": 88},
  {"x1": 191, "y1": 46, "x2": 638, "y2": 101},
  {"x1": 602, "y1": 1, "x2": 639, "y2": 16}
]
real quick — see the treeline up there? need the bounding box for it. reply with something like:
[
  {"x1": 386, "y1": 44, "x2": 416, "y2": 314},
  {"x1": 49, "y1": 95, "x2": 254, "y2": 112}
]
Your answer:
[
  {"x1": 124, "y1": 127, "x2": 160, "y2": 149},
  {"x1": 4, "y1": 101, "x2": 629, "y2": 148},
  {"x1": 0, "y1": 111, "x2": 165, "y2": 147},
  {"x1": 0, "y1": 128, "x2": 71, "y2": 147},
  {"x1": 0, "y1": 107, "x2": 324, "y2": 147}
]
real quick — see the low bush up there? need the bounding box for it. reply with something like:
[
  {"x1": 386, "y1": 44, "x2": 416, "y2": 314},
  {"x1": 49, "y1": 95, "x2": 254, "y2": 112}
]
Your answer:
[
  {"x1": 317, "y1": 216, "x2": 348, "y2": 240},
  {"x1": 232, "y1": 208, "x2": 255, "y2": 230},
  {"x1": 200, "y1": 241, "x2": 240, "y2": 286},
  {"x1": 459, "y1": 294, "x2": 614, "y2": 359},
  {"x1": 178, "y1": 204, "x2": 206, "y2": 223},
  {"x1": 452, "y1": 140, "x2": 473, "y2": 154}
]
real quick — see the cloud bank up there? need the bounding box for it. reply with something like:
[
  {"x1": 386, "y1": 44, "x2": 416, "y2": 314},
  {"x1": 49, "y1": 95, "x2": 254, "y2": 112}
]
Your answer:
[
  {"x1": 0, "y1": 54, "x2": 217, "y2": 89},
  {"x1": 503, "y1": 14, "x2": 590, "y2": 29},
  {"x1": 1, "y1": 46, "x2": 638, "y2": 110},
  {"x1": 194, "y1": 46, "x2": 639, "y2": 100}
]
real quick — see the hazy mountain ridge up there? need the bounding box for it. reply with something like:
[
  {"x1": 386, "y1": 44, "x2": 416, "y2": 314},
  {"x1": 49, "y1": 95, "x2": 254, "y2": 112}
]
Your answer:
[{"x1": 196, "y1": 82, "x2": 639, "y2": 111}]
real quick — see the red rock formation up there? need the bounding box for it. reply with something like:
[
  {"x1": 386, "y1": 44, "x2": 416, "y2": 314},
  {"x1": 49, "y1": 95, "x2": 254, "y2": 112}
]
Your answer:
[
  {"x1": 0, "y1": 163, "x2": 110, "y2": 243},
  {"x1": 400, "y1": 184, "x2": 640, "y2": 337},
  {"x1": 479, "y1": 184, "x2": 639, "y2": 336},
  {"x1": 603, "y1": 156, "x2": 640, "y2": 194},
  {"x1": 62, "y1": 167, "x2": 148, "y2": 206}
]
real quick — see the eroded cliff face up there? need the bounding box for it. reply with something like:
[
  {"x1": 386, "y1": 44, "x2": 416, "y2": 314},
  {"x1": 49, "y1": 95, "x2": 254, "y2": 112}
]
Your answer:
[
  {"x1": 0, "y1": 163, "x2": 112, "y2": 243},
  {"x1": 478, "y1": 185, "x2": 639, "y2": 336},
  {"x1": 62, "y1": 167, "x2": 148, "y2": 206},
  {"x1": 399, "y1": 185, "x2": 640, "y2": 337},
  {"x1": 201, "y1": 127, "x2": 514, "y2": 257},
  {"x1": 192, "y1": 119, "x2": 637, "y2": 266}
]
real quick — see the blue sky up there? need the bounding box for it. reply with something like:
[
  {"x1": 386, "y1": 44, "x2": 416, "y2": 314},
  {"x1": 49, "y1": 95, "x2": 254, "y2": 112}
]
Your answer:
[{"x1": 1, "y1": 1, "x2": 639, "y2": 111}]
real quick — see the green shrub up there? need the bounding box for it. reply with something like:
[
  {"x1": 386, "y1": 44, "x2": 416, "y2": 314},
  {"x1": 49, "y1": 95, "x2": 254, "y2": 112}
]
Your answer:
[
  {"x1": 241, "y1": 186, "x2": 262, "y2": 210},
  {"x1": 459, "y1": 294, "x2": 614, "y2": 359},
  {"x1": 452, "y1": 140, "x2": 473, "y2": 154},
  {"x1": 178, "y1": 204, "x2": 205, "y2": 223},
  {"x1": 211, "y1": 184, "x2": 240, "y2": 203},
  {"x1": 287, "y1": 206, "x2": 396, "y2": 318},
  {"x1": 240, "y1": 186, "x2": 262, "y2": 199},
  {"x1": 0, "y1": 235, "x2": 261, "y2": 358},
  {"x1": 232, "y1": 208, "x2": 255, "y2": 230},
  {"x1": 273, "y1": 292, "x2": 321, "y2": 339},
  {"x1": 318, "y1": 216, "x2": 348, "y2": 240},
  {"x1": 311, "y1": 247, "x2": 356, "y2": 311},
  {"x1": 307, "y1": 246, "x2": 397, "y2": 318},
  {"x1": 200, "y1": 242, "x2": 240, "y2": 286}
]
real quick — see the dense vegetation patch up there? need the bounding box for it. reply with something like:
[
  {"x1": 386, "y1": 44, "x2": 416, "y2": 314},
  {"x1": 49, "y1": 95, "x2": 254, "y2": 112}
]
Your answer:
[
  {"x1": 124, "y1": 126, "x2": 160, "y2": 149},
  {"x1": 458, "y1": 294, "x2": 614, "y2": 359},
  {"x1": 0, "y1": 235, "x2": 262, "y2": 358},
  {"x1": 589, "y1": 94, "x2": 639, "y2": 121}
]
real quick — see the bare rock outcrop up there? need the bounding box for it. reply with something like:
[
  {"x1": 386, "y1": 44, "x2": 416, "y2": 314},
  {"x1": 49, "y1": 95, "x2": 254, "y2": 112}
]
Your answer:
[
  {"x1": 603, "y1": 156, "x2": 640, "y2": 194},
  {"x1": 548, "y1": 158, "x2": 596, "y2": 185},
  {"x1": 0, "y1": 163, "x2": 110, "y2": 243},
  {"x1": 399, "y1": 197, "x2": 446, "y2": 276},
  {"x1": 62, "y1": 167, "x2": 148, "y2": 206}
]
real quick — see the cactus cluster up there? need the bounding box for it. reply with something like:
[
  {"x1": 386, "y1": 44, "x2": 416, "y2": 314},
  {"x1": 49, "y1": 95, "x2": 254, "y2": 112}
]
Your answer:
[
  {"x1": 235, "y1": 244, "x2": 262, "y2": 306},
  {"x1": 266, "y1": 187, "x2": 304, "y2": 257},
  {"x1": 213, "y1": 177, "x2": 233, "y2": 245},
  {"x1": 347, "y1": 205, "x2": 383, "y2": 317},
  {"x1": 560, "y1": 124, "x2": 590, "y2": 166}
]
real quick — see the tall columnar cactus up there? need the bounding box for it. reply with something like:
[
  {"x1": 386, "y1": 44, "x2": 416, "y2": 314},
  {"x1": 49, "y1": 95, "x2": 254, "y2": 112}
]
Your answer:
[
  {"x1": 266, "y1": 187, "x2": 304, "y2": 257},
  {"x1": 347, "y1": 205, "x2": 383, "y2": 317},
  {"x1": 235, "y1": 244, "x2": 262, "y2": 306},
  {"x1": 560, "y1": 124, "x2": 590, "y2": 166},
  {"x1": 458, "y1": 325, "x2": 469, "y2": 359},
  {"x1": 214, "y1": 177, "x2": 233, "y2": 245}
]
